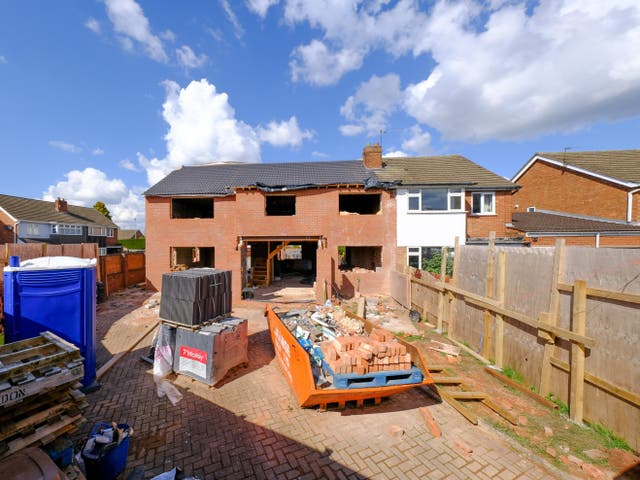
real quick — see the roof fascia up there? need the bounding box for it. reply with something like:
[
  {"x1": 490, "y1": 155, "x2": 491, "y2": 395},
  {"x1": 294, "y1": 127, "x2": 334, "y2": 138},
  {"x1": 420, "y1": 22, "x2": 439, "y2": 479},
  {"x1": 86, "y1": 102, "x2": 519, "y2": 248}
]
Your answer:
[
  {"x1": 512, "y1": 154, "x2": 639, "y2": 188},
  {"x1": 0, "y1": 206, "x2": 18, "y2": 222},
  {"x1": 524, "y1": 231, "x2": 640, "y2": 237}
]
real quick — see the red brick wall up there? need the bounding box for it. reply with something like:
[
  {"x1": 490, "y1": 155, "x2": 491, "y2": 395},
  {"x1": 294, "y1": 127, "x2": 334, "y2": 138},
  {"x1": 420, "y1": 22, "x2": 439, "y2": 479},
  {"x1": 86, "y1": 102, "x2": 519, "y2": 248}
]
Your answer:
[
  {"x1": 465, "y1": 190, "x2": 513, "y2": 238},
  {"x1": 0, "y1": 210, "x2": 15, "y2": 244},
  {"x1": 513, "y1": 161, "x2": 633, "y2": 221},
  {"x1": 145, "y1": 188, "x2": 396, "y2": 302},
  {"x1": 506, "y1": 230, "x2": 640, "y2": 247}
]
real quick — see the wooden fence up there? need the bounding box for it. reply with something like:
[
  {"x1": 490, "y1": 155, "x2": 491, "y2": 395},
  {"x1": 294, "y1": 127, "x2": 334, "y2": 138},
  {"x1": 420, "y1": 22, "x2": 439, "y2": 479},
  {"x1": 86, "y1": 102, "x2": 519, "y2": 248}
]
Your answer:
[
  {"x1": 395, "y1": 238, "x2": 640, "y2": 451},
  {"x1": 98, "y1": 252, "x2": 145, "y2": 296}
]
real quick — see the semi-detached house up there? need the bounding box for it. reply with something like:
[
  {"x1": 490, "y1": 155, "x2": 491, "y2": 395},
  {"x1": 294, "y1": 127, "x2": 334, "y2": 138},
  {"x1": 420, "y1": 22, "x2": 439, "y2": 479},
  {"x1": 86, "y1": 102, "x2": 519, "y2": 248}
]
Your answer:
[{"x1": 144, "y1": 145, "x2": 517, "y2": 303}]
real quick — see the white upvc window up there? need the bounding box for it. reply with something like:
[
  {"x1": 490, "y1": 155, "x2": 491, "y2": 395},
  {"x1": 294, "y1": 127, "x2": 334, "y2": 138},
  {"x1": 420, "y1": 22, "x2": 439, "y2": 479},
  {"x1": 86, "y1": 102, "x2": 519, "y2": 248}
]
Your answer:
[
  {"x1": 107, "y1": 228, "x2": 115, "y2": 237},
  {"x1": 88, "y1": 226, "x2": 106, "y2": 236},
  {"x1": 407, "y1": 247, "x2": 421, "y2": 269},
  {"x1": 51, "y1": 223, "x2": 82, "y2": 235},
  {"x1": 471, "y1": 192, "x2": 495, "y2": 215},
  {"x1": 408, "y1": 188, "x2": 465, "y2": 212}
]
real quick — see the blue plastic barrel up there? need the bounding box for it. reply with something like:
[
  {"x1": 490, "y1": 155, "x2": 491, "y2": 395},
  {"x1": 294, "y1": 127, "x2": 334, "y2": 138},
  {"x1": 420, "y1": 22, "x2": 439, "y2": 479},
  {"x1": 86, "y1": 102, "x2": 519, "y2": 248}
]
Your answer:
[
  {"x1": 3, "y1": 256, "x2": 97, "y2": 387},
  {"x1": 82, "y1": 422, "x2": 131, "y2": 480}
]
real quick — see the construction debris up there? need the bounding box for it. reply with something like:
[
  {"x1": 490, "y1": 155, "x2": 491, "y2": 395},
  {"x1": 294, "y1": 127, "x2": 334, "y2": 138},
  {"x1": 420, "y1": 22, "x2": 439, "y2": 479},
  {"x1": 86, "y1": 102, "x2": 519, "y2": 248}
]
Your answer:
[{"x1": 427, "y1": 340, "x2": 461, "y2": 357}]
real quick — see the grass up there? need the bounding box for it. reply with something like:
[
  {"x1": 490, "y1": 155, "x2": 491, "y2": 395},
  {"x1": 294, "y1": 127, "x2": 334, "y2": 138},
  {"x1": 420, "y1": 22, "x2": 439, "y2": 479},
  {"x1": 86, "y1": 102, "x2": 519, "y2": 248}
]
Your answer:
[
  {"x1": 502, "y1": 366, "x2": 525, "y2": 384},
  {"x1": 589, "y1": 422, "x2": 633, "y2": 452},
  {"x1": 119, "y1": 238, "x2": 145, "y2": 250},
  {"x1": 546, "y1": 394, "x2": 570, "y2": 416}
]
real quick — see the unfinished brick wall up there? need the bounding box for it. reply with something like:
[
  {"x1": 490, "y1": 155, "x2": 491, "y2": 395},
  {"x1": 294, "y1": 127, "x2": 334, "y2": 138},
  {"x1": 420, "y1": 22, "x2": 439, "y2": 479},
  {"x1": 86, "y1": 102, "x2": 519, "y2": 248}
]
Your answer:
[
  {"x1": 145, "y1": 187, "x2": 396, "y2": 302},
  {"x1": 0, "y1": 210, "x2": 15, "y2": 244},
  {"x1": 513, "y1": 160, "x2": 636, "y2": 221},
  {"x1": 465, "y1": 190, "x2": 514, "y2": 238}
]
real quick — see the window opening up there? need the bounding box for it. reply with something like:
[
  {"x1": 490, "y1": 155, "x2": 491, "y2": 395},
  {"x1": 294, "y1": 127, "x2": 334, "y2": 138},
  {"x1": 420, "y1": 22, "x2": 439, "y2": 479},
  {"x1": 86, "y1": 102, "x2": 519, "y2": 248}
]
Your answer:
[
  {"x1": 266, "y1": 195, "x2": 296, "y2": 216},
  {"x1": 338, "y1": 246, "x2": 382, "y2": 271},
  {"x1": 471, "y1": 192, "x2": 495, "y2": 214},
  {"x1": 171, "y1": 198, "x2": 214, "y2": 219},
  {"x1": 339, "y1": 194, "x2": 381, "y2": 214},
  {"x1": 171, "y1": 246, "x2": 214, "y2": 270}
]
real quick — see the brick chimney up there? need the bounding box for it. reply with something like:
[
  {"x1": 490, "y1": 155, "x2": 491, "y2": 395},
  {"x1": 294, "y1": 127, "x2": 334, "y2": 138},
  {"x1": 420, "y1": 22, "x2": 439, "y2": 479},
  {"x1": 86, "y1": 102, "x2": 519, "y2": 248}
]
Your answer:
[
  {"x1": 54, "y1": 197, "x2": 68, "y2": 212},
  {"x1": 362, "y1": 143, "x2": 383, "y2": 169}
]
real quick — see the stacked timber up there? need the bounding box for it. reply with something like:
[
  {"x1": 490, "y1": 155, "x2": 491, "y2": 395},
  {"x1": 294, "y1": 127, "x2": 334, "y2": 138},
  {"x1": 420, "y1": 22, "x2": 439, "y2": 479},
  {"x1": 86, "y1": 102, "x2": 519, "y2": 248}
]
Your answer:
[
  {"x1": 0, "y1": 332, "x2": 87, "y2": 459},
  {"x1": 319, "y1": 328, "x2": 412, "y2": 375}
]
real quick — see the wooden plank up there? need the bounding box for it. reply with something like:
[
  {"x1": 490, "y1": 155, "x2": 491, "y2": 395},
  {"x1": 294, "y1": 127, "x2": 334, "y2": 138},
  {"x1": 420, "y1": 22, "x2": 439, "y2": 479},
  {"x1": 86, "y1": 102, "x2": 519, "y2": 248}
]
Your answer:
[
  {"x1": 435, "y1": 387, "x2": 478, "y2": 424},
  {"x1": 437, "y1": 247, "x2": 448, "y2": 332},
  {"x1": 549, "y1": 357, "x2": 640, "y2": 408},
  {"x1": 570, "y1": 280, "x2": 587, "y2": 423},
  {"x1": 558, "y1": 282, "x2": 640, "y2": 305},
  {"x1": 0, "y1": 414, "x2": 83, "y2": 459},
  {"x1": 494, "y1": 251, "x2": 506, "y2": 369},
  {"x1": 448, "y1": 237, "x2": 460, "y2": 336},
  {"x1": 427, "y1": 340, "x2": 461, "y2": 356},
  {"x1": 482, "y1": 398, "x2": 518, "y2": 425},
  {"x1": 430, "y1": 376, "x2": 464, "y2": 385},
  {"x1": 448, "y1": 391, "x2": 488, "y2": 400},
  {"x1": 484, "y1": 367, "x2": 558, "y2": 409},
  {"x1": 482, "y1": 232, "x2": 496, "y2": 358},
  {"x1": 540, "y1": 239, "x2": 565, "y2": 396},
  {"x1": 0, "y1": 400, "x2": 77, "y2": 442}
]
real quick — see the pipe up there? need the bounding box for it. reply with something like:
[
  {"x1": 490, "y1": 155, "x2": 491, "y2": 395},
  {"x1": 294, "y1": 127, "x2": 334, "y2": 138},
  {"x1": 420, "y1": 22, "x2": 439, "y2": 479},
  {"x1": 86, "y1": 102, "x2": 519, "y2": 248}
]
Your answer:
[
  {"x1": 13, "y1": 221, "x2": 20, "y2": 243},
  {"x1": 595, "y1": 233, "x2": 600, "y2": 248},
  {"x1": 627, "y1": 187, "x2": 640, "y2": 222}
]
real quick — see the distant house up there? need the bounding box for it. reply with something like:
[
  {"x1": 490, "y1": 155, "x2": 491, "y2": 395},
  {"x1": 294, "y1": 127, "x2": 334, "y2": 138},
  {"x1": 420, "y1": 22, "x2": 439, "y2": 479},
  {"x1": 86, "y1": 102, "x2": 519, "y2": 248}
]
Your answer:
[
  {"x1": 0, "y1": 194, "x2": 120, "y2": 254},
  {"x1": 117, "y1": 229, "x2": 144, "y2": 240},
  {"x1": 144, "y1": 144, "x2": 518, "y2": 302},
  {"x1": 510, "y1": 150, "x2": 640, "y2": 247}
]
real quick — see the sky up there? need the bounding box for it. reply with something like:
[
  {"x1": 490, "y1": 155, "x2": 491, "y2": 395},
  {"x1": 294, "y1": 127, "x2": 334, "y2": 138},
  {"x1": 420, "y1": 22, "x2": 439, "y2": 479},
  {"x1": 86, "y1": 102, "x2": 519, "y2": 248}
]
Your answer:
[{"x1": 1, "y1": 0, "x2": 639, "y2": 230}]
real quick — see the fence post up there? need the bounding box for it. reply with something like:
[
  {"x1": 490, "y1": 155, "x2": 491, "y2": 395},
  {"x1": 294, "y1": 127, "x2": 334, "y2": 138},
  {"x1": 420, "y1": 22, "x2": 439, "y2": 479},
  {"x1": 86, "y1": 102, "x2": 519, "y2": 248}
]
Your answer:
[
  {"x1": 494, "y1": 251, "x2": 506, "y2": 368},
  {"x1": 436, "y1": 246, "x2": 448, "y2": 332},
  {"x1": 482, "y1": 232, "x2": 496, "y2": 358},
  {"x1": 539, "y1": 239, "x2": 566, "y2": 396},
  {"x1": 447, "y1": 236, "x2": 460, "y2": 337},
  {"x1": 122, "y1": 253, "x2": 129, "y2": 289},
  {"x1": 570, "y1": 279, "x2": 587, "y2": 424}
]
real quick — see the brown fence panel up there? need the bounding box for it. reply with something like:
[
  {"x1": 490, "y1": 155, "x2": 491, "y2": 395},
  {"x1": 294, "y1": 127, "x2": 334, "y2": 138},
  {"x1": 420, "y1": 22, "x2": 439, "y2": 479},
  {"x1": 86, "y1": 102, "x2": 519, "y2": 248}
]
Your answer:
[
  {"x1": 125, "y1": 252, "x2": 145, "y2": 286},
  {"x1": 98, "y1": 252, "x2": 146, "y2": 296}
]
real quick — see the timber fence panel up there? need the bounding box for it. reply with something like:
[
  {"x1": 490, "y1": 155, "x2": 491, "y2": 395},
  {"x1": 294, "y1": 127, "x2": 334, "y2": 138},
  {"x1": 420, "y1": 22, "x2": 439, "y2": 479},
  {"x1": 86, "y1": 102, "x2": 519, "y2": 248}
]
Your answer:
[
  {"x1": 454, "y1": 246, "x2": 489, "y2": 348},
  {"x1": 390, "y1": 269, "x2": 410, "y2": 309}
]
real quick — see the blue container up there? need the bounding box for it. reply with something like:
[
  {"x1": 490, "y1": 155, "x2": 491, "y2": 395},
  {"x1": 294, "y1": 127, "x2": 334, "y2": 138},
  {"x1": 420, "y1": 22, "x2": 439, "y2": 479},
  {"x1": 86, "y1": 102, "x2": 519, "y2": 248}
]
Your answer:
[
  {"x1": 82, "y1": 422, "x2": 131, "y2": 480},
  {"x1": 3, "y1": 256, "x2": 97, "y2": 387}
]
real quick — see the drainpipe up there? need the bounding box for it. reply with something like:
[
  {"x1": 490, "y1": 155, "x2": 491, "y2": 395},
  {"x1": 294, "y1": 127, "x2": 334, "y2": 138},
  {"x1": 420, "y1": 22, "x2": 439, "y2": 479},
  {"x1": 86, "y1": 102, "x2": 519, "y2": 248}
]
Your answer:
[
  {"x1": 627, "y1": 187, "x2": 640, "y2": 222},
  {"x1": 14, "y1": 221, "x2": 20, "y2": 243},
  {"x1": 595, "y1": 233, "x2": 600, "y2": 248}
]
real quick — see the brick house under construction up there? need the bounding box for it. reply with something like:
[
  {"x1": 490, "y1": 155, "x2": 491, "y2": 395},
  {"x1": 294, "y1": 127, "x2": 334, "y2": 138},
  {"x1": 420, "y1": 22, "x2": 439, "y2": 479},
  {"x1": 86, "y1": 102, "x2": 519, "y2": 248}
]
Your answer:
[{"x1": 144, "y1": 146, "x2": 517, "y2": 302}]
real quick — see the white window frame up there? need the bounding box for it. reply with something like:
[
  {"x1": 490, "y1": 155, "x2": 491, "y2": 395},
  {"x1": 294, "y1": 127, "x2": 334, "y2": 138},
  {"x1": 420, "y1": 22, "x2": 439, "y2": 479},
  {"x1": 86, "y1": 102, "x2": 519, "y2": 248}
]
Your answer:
[
  {"x1": 471, "y1": 192, "x2": 496, "y2": 215},
  {"x1": 88, "y1": 226, "x2": 106, "y2": 236},
  {"x1": 407, "y1": 188, "x2": 465, "y2": 212},
  {"x1": 407, "y1": 247, "x2": 421, "y2": 269},
  {"x1": 107, "y1": 228, "x2": 115, "y2": 237},
  {"x1": 51, "y1": 223, "x2": 82, "y2": 235}
]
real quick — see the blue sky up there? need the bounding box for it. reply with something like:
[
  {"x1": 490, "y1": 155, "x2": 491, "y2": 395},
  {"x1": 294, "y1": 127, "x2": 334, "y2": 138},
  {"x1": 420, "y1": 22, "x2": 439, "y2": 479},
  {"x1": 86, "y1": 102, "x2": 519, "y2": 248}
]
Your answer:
[{"x1": 1, "y1": 0, "x2": 639, "y2": 230}]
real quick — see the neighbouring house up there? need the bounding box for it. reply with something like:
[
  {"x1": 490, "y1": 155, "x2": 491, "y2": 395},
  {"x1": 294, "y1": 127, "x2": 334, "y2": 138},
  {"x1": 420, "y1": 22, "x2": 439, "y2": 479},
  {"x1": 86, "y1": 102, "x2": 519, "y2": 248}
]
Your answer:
[
  {"x1": 506, "y1": 210, "x2": 640, "y2": 247},
  {"x1": 510, "y1": 150, "x2": 640, "y2": 247},
  {"x1": 373, "y1": 148, "x2": 519, "y2": 269},
  {"x1": 0, "y1": 194, "x2": 120, "y2": 254},
  {"x1": 144, "y1": 144, "x2": 518, "y2": 302},
  {"x1": 117, "y1": 229, "x2": 144, "y2": 240}
]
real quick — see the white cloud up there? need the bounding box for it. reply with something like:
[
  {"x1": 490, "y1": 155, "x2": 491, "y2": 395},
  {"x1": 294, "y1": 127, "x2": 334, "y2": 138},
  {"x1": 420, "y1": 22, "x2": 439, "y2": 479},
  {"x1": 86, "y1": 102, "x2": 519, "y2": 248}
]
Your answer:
[
  {"x1": 120, "y1": 159, "x2": 139, "y2": 171},
  {"x1": 312, "y1": 150, "x2": 329, "y2": 158},
  {"x1": 339, "y1": 73, "x2": 402, "y2": 135},
  {"x1": 43, "y1": 168, "x2": 144, "y2": 229},
  {"x1": 257, "y1": 116, "x2": 313, "y2": 147},
  {"x1": 160, "y1": 29, "x2": 176, "y2": 42},
  {"x1": 92, "y1": 148, "x2": 105, "y2": 156},
  {"x1": 383, "y1": 150, "x2": 407, "y2": 158},
  {"x1": 221, "y1": 0, "x2": 244, "y2": 39},
  {"x1": 176, "y1": 46, "x2": 208, "y2": 69},
  {"x1": 140, "y1": 79, "x2": 261, "y2": 185},
  {"x1": 290, "y1": 40, "x2": 364, "y2": 86},
  {"x1": 246, "y1": 0, "x2": 279, "y2": 18},
  {"x1": 401, "y1": 125, "x2": 431, "y2": 154},
  {"x1": 339, "y1": 124, "x2": 364, "y2": 136},
  {"x1": 48, "y1": 140, "x2": 82, "y2": 154},
  {"x1": 104, "y1": 0, "x2": 168, "y2": 62},
  {"x1": 84, "y1": 17, "x2": 101, "y2": 34},
  {"x1": 403, "y1": 0, "x2": 640, "y2": 141}
]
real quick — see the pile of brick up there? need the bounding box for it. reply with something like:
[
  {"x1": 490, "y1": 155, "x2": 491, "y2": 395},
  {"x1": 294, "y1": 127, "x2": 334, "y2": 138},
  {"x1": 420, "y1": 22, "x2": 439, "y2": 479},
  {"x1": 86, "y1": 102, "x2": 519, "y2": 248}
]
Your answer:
[{"x1": 319, "y1": 328, "x2": 412, "y2": 375}]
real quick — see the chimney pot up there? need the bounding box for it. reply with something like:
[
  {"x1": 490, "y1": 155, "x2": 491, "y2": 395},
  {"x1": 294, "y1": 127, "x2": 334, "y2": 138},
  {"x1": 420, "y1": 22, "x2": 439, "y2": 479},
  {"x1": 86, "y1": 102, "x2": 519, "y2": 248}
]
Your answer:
[{"x1": 362, "y1": 143, "x2": 383, "y2": 169}]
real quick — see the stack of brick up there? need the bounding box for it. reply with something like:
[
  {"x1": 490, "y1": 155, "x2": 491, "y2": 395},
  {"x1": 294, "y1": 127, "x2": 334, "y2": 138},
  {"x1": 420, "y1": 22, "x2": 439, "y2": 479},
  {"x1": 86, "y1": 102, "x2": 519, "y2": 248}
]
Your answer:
[{"x1": 319, "y1": 328, "x2": 412, "y2": 376}]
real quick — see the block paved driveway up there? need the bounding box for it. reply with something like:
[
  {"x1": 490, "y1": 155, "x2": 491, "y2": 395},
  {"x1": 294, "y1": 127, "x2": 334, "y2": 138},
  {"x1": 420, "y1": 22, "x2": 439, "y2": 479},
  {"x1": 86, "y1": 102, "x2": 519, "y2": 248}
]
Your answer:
[{"x1": 82, "y1": 304, "x2": 564, "y2": 479}]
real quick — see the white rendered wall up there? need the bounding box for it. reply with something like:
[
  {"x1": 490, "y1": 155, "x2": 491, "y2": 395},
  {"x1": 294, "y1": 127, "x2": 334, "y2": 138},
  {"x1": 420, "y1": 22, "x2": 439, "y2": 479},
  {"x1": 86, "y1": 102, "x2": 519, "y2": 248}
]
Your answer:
[{"x1": 396, "y1": 189, "x2": 466, "y2": 247}]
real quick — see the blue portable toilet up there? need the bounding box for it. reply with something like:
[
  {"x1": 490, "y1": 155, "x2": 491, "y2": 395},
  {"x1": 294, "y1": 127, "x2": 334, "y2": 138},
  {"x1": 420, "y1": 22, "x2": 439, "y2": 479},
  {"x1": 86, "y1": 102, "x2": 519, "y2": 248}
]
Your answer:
[{"x1": 3, "y1": 256, "x2": 97, "y2": 388}]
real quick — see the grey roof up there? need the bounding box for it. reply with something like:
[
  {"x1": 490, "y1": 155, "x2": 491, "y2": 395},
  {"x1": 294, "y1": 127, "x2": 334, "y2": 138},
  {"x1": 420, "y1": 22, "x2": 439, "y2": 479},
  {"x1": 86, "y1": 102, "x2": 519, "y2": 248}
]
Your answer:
[
  {"x1": 376, "y1": 155, "x2": 516, "y2": 189},
  {"x1": 536, "y1": 150, "x2": 640, "y2": 184},
  {"x1": 145, "y1": 156, "x2": 516, "y2": 196},
  {"x1": 144, "y1": 160, "x2": 379, "y2": 196},
  {"x1": 0, "y1": 194, "x2": 119, "y2": 228},
  {"x1": 510, "y1": 211, "x2": 640, "y2": 234}
]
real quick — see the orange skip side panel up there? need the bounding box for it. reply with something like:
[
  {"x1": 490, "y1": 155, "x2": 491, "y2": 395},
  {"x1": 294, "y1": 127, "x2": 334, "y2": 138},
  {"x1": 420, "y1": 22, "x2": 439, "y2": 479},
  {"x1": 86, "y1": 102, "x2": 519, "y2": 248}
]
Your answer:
[{"x1": 266, "y1": 305, "x2": 434, "y2": 407}]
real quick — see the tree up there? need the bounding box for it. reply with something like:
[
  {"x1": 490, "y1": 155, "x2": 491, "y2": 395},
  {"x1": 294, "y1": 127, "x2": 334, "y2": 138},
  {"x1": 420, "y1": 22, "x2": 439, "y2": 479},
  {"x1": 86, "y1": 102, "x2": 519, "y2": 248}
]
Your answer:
[{"x1": 93, "y1": 201, "x2": 112, "y2": 220}]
